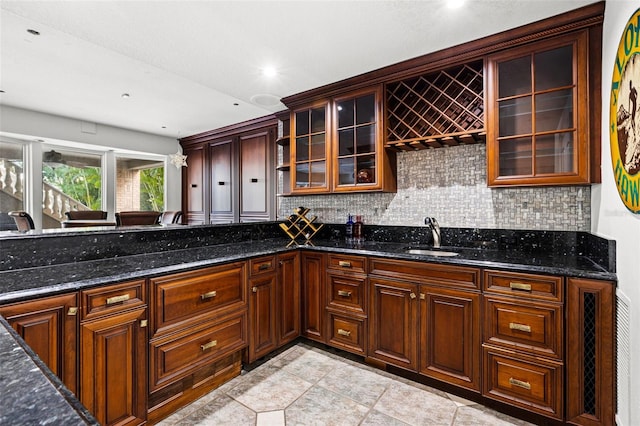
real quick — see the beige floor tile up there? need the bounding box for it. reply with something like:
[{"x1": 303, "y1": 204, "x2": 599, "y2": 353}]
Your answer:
[
  {"x1": 373, "y1": 381, "x2": 458, "y2": 425},
  {"x1": 285, "y1": 385, "x2": 369, "y2": 425},
  {"x1": 257, "y1": 410, "x2": 286, "y2": 426},
  {"x1": 453, "y1": 405, "x2": 535, "y2": 426},
  {"x1": 316, "y1": 363, "x2": 392, "y2": 407},
  {"x1": 361, "y1": 409, "x2": 412, "y2": 425},
  {"x1": 280, "y1": 347, "x2": 349, "y2": 383},
  {"x1": 172, "y1": 393, "x2": 255, "y2": 426},
  {"x1": 445, "y1": 392, "x2": 476, "y2": 407}
]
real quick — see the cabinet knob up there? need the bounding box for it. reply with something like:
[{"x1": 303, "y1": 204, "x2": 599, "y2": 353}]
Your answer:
[
  {"x1": 67, "y1": 307, "x2": 78, "y2": 316},
  {"x1": 252, "y1": 286, "x2": 258, "y2": 293},
  {"x1": 410, "y1": 292, "x2": 417, "y2": 300},
  {"x1": 140, "y1": 319, "x2": 148, "y2": 328}
]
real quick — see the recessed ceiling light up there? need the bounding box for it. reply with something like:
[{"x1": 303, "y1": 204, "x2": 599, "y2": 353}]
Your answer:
[
  {"x1": 121, "y1": 93, "x2": 130, "y2": 99},
  {"x1": 27, "y1": 29, "x2": 40, "y2": 36},
  {"x1": 162, "y1": 126, "x2": 167, "y2": 129},
  {"x1": 233, "y1": 103, "x2": 240, "y2": 106},
  {"x1": 0, "y1": 90, "x2": 4, "y2": 93},
  {"x1": 261, "y1": 66, "x2": 277, "y2": 78},
  {"x1": 447, "y1": 0, "x2": 465, "y2": 9}
]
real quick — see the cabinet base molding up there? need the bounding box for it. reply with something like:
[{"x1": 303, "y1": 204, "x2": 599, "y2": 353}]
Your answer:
[{"x1": 147, "y1": 351, "x2": 242, "y2": 425}]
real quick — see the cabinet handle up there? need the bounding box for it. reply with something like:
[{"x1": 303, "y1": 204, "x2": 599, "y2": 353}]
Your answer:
[
  {"x1": 419, "y1": 293, "x2": 425, "y2": 300},
  {"x1": 252, "y1": 286, "x2": 258, "y2": 293},
  {"x1": 201, "y1": 291, "x2": 217, "y2": 300},
  {"x1": 140, "y1": 319, "x2": 148, "y2": 328},
  {"x1": 410, "y1": 292, "x2": 417, "y2": 299},
  {"x1": 337, "y1": 329, "x2": 351, "y2": 337},
  {"x1": 509, "y1": 282, "x2": 532, "y2": 291},
  {"x1": 258, "y1": 262, "x2": 272, "y2": 270},
  {"x1": 106, "y1": 294, "x2": 130, "y2": 305},
  {"x1": 67, "y1": 307, "x2": 78, "y2": 316},
  {"x1": 338, "y1": 261, "x2": 352, "y2": 268},
  {"x1": 337, "y1": 290, "x2": 352, "y2": 297},
  {"x1": 509, "y1": 377, "x2": 531, "y2": 390},
  {"x1": 200, "y1": 340, "x2": 218, "y2": 351},
  {"x1": 509, "y1": 322, "x2": 532, "y2": 333}
]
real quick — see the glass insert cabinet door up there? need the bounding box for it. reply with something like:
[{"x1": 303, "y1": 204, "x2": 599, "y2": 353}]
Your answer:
[
  {"x1": 291, "y1": 102, "x2": 329, "y2": 192},
  {"x1": 486, "y1": 30, "x2": 590, "y2": 186}
]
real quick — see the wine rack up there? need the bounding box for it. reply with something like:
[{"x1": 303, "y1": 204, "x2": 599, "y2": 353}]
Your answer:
[
  {"x1": 386, "y1": 60, "x2": 485, "y2": 151},
  {"x1": 279, "y1": 207, "x2": 324, "y2": 247}
]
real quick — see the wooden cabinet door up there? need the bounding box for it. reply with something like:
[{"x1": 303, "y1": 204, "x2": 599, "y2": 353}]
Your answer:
[
  {"x1": 240, "y1": 131, "x2": 273, "y2": 222},
  {"x1": 419, "y1": 286, "x2": 480, "y2": 391},
  {"x1": 248, "y1": 274, "x2": 277, "y2": 362},
  {"x1": 209, "y1": 139, "x2": 236, "y2": 224},
  {"x1": 183, "y1": 145, "x2": 206, "y2": 224},
  {"x1": 301, "y1": 252, "x2": 325, "y2": 342},
  {"x1": 277, "y1": 252, "x2": 300, "y2": 346},
  {"x1": 368, "y1": 278, "x2": 418, "y2": 371},
  {"x1": 0, "y1": 293, "x2": 78, "y2": 394},
  {"x1": 80, "y1": 307, "x2": 147, "y2": 426}
]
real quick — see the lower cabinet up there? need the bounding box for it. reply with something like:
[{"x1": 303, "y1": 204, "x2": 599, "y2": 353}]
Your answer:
[
  {"x1": 277, "y1": 252, "x2": 300, "y2": 346},
  {"x1": 248, "y1": 256, "x2": 278, "y2": 362},
  {"x1": 301, "y1": 251, "x2": 326, "y2": 343}
]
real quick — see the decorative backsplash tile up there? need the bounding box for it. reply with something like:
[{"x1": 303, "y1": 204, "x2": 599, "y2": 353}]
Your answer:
[{"x1": 278, "y1": 144, "x2": 591, "y2": 231}]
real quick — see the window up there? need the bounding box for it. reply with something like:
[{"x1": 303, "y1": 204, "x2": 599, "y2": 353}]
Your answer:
[
  {"x1": 0, "y1": 139, "x2": 25, "y2": 230},
  {"x1": 116, "y1": 157, "x2": 164, "y2": 213}
]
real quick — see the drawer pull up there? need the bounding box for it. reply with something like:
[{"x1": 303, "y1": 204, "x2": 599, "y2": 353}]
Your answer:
[
  {"x1": 67, "y1": 307, "x2": 78, "y2": 316},
  {"x1": 337, "y1": 329, "x2": 351, "y2": 337},
  {"x1": 106, "y1": 294, "x2": 130, "y2": 305},
  {"x1": 200, "y1": 340, "x2": 218, "y2": 351},
  {"x1": 509, "y1": 282, "x2": 532, "y2": 291},
  {"x1": 509, "y1": 322, "x2": 532, "y2": 333},
  {"x1": 509, "y1": 377, "x2": 532, "y2": 390},
  {"x1": 201, "y1": 291, "x2": 217, "y2": 300},
  {"x1": 258, "y1": 262, "x2": 272, "y2": 270},
  {"x1": 337, "y1": 290, "x2": 352, "y2": 297},
  {"x1": 338, "y1": 261, "x2": 352, "y2": 268}
]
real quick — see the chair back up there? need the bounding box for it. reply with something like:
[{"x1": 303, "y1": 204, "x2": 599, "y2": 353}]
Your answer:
[
  {"x1": 160, "y1": 211, "x2": 182, "y2": 224},
  {"x1": 65, "y1": 210, "x2": 108, "y2": 220},
  {"x1": 8, "y1": 211, "x2": 35, "y2": 231},
  {"x1": 115, "y1": 211, "x2": 161, "y2": 226}
]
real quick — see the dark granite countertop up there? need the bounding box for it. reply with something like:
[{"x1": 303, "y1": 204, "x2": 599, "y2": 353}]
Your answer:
[{"x1": 0, "y1": 316, "x2": 97, "y2": 425}]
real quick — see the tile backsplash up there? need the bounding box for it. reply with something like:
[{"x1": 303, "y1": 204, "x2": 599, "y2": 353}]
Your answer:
[{"x1": 278, "y1": 144, "x2": 591, "y2": 231}]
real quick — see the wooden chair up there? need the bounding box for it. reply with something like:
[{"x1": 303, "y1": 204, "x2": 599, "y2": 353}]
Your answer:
[
  {"x1": 8, "y1": 211, "x2": 35, "y2": 232},
  {"x1": 65, "y1": 210, "x2": 108, "y2": 220},
  {"x1": 115, "y1": 211, "x2": 161, "y2": 226},
  {"x1": 160, "y1": 211, "x2": 182, "y2": 224}
]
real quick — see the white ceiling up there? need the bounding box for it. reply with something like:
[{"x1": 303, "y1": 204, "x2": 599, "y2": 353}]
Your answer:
[{"x1": 0, "y1": 0, "x2": 597, "y2": 140}]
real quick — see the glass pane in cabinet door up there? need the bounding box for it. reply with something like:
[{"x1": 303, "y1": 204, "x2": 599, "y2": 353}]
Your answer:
[
  {"x1": 356, "y1": 94, "x2": 376, "y2": 124},
  {"x1": 337, "y1": 99, "x2": 355, "y2": 128},
  {"x1": 535, "y1": 45, "x2": 573, "y2": 91},
  {"x1": 499, "y1": 96, "x2": 532, "y2": 137},
  {"x1": 499, "y1": 56, "x2": 531, "y2": 97},
  {"x1": 338, "y1": 158, "x2": 355, "y2": 185},
  {"x1": 535, "y1": 132, "x2": 574, "y2": 174},
  {"x1": 296, "y1": 137, "x2": 309, "y2": 161},
  {"x1": 535, "y1": 89, "x2": 573, "y2": 132},
  {"x1": 295, "y1": 163, "x2": 309, "y2": 188},
  {"x1": 311, "y1": 107, "x2": 326, "y2": 133},
  {"x1": 338, "y1": 129, "x2": 354, "y2": 156},
  {"x1": 356, "y1": 155, "x2": 376, "y2": 184},
  {"x1": 310, "y1": 134, "x2": 326, "y2": 160},
  {"x1": 498, "y1": 137, "x2": 532, "y2": 176},
  {"x1": 309, "y1": 161, "x2": 326, "y2": 187},
  {"x1": 356, "y1": 124, "x2": 376, "y2": 154},
  {"x1": 296, "y1": 111, "x2": 309, "y2": 136}
]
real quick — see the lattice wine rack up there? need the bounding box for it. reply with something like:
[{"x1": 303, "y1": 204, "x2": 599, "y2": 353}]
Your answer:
[
  {"x1": 279, "y1": 207, "x2": 324, "y2": 247},
  {"x1": 386, "y1": 60, "x2": 485, "y2": 151}
]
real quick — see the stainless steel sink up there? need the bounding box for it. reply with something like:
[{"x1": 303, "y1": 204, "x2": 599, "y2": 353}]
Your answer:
[{"x1": 405, "y1": 248, "x2": 459, "y2": 257}]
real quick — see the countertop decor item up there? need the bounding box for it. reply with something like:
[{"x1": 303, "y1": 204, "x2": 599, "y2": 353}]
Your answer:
[{"x1": 279, "y1": 207, "x2": 324, "y2": 247}]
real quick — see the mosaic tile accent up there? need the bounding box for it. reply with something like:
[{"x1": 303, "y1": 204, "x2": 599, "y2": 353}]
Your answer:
[{"x1": 279, "y1": 144, "x2": 591, "y2": 231}]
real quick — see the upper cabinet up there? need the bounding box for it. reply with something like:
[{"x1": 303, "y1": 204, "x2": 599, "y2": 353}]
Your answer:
[
  {"x1": 288, "y1": 86, "x2": 396, "y2": 194},
  {"x1": 486, "y1": 30, "x2": 598, "y2": 186}
]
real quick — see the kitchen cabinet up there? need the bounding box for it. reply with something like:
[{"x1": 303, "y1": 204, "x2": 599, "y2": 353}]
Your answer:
[
  {"x1": 300, "y1": 251, "x2": 326, "y2": 343},
  {"x1": 248, "y1": 256, "x2": 278, "y2": 362},
  {"x1": 179, "y1": 116, "x2": 277, "y2": 224},
  {"x1": 0, "y1": 293, "x2": 78, "y2": 394},
  {"x1": 275, "y1": 112, "x2": 291, "y2": 196},
  {"x1": 277, "y1": 252, "x2": 300, "y2": 346},
  {"x1": 486, "y1": 30, "x2": 596, "y2": 186},
  {"x1": 79, "y1": 280, "x2": 147, "y2": 426},
  {"x1": 289, "y1": 86, "x2": 396, "y2": 194}
]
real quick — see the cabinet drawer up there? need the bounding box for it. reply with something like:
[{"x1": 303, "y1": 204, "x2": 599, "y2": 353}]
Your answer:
[
  {"x1": 150, "y1": 312, "x2": 247, "y2": 392},
  {"x1": 327, "y1": 312, "x2": 365, "y2": 355},
  {"x1": 249, "y1": 256, "x2": 276, "y2": 276},
  {"x1": 327, "y1": 254, "x2": 366, "y2": 274},
  {"x1": 483, "y1": 346, "x2": 563, "y2": 419},
  {"x1": 327, "y1": 273, "x2": 366, "y2": 314},
  {"x1": 81, "y1": 279, "x2": 146, "y2": 321},
  {"x1": 484, "y1": 270, "x2": 563, "y2": 302},
  {"x1": 369, "y1": 257, "x2": 480, "y2": 290},
  {"x1": 484, "y1": 296, "x2": 562, "y2": 359},
  {"x1": 150, "y1": 262, "x2": 247, "y2": 335}
]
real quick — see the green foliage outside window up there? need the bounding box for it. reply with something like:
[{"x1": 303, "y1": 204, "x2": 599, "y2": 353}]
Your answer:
[
  {"x1": 140, "y1": 167, "x2": 164, "y2": 211},
  {"x1": 43, "y1": 165, "x2": 102, "y2": 210}
]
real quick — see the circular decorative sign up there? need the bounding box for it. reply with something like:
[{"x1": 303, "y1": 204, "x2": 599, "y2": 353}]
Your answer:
[{"x1": 610, "y1": 7, "x2": 640, "y2": 213}]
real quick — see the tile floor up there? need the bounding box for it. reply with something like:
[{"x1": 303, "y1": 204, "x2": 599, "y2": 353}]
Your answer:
[{"x1": 158, "y1": 342, "x2": 534, "y2": 426}]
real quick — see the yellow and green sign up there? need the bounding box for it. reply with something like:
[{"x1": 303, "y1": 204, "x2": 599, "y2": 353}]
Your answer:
[{"x1": 611, "y1": 8, "x2": 640, "y2": 213}]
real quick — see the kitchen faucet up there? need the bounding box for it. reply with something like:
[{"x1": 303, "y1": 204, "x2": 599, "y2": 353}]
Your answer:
[{"x1": 424, "y1": 217, "x2": 441, "y2": 248}]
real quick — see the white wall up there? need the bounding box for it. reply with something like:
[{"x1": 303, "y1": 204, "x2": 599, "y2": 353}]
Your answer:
[
  {"x1": 0, "y1": 105, "x2": 182, "y2": 213},
  {"x1": 593, "y1": 2, "x2": 640, "y2": 425}
]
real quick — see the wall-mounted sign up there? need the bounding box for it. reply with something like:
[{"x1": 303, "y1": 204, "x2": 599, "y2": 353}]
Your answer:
[{"x1": 610, "y1": 8, "x2": 640, "y2": 213}]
